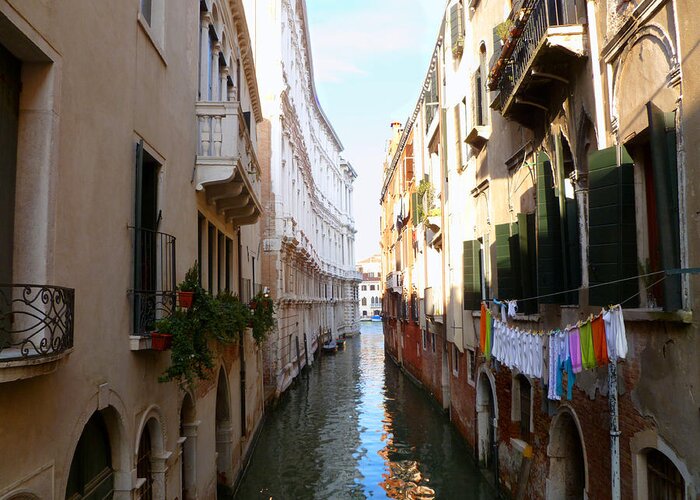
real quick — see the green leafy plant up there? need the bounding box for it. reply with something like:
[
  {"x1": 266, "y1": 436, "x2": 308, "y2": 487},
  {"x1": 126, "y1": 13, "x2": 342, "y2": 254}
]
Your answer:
[
  {"x1": 250, "y1": 292, "x2": 275, "y2": 345},
  {"x1": 159, "y1": 264, "x2": 256, "y2": 388},
  {"x1": 495, "y1": 19, "x2": 514, "y2": 41},
  {"x1": 416, "y1": 179, "x2": 440, "y2": 224}
]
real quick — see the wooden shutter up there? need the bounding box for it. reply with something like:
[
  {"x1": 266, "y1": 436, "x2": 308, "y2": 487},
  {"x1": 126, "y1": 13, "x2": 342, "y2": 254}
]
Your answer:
[
  {"x1": 565, "y1": 197, "x2": 581, "y2": 304},
  {"x1": 496, "y1": 223, "x2": 521, "y2": 300},
  {"x1": 463, "y1": 240, "x2": 482, "y2": 310},
  {"x1": 517, "y1": 213, "x2": 537, "y2": 314},
  {"x1": 450, "y1": 2, "x2": 463, "y2": 48},
  {"x1": 536, "y1": 152, "x2": 564, "y2": 303},
  {"x1": 647, "y1": 103, "x2": 681, "y2": 310},
  {"x1": 588, "y1": 146, "x2": 638, "y2": 306},
  {"x1": 411, "y1": 192, "x2": 419, "y2": 226}
]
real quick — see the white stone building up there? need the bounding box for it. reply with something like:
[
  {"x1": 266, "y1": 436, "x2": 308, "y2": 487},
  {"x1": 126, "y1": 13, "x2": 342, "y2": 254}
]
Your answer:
[
  {"x1": 244, "y1": 0, "x2": 360, "y2": 397},
  {"x1": 357, "y1": 254, "x2": 382, "y2": 319}
]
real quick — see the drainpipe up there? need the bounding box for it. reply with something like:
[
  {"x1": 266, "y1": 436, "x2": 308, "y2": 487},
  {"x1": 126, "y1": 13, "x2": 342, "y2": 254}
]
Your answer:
[{"x1": 238, "y1": 230, "x2": 247, "y2": 437}]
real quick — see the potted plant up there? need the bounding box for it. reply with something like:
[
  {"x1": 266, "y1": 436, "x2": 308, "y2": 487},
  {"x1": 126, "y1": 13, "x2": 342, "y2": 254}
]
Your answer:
[
  {"x1": 177, "y1": 264, "x2": 199, "y2": 308},
  {"x1": 152, "y1": 317, "x2": 174, "y2": 351}
]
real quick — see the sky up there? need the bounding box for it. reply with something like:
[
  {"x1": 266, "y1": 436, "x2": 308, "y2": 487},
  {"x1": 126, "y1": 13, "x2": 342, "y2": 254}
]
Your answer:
[{"x1": 305, "y1": 0, "x2": 445, "y2": 262}]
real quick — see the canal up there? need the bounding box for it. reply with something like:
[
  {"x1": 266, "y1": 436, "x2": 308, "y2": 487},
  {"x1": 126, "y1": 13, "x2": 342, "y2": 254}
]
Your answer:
[{"x1": 235, "y1": 322, "x2": 496, "y2": 499}]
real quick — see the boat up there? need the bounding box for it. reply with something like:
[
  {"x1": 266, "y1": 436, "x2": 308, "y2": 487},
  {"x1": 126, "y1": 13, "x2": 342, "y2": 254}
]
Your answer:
[
  {"x1": 336, "y1": 336, "x2": 346, "y2": 349},
  {"x1": 371, "y1": 315, "x2": 382, "y2": 322},
  {"x1": 322, "y1": 340, "x2": 338, "y2": 353}
]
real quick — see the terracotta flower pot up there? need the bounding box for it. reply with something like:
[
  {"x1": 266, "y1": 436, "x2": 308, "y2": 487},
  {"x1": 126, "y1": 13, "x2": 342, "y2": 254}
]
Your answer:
[
  {"x1": 151, "y1": 332, "x2": 173, "y2": 351},
  {"x1": 178, "y1": 291, "x2": 194, "y2": 308}
]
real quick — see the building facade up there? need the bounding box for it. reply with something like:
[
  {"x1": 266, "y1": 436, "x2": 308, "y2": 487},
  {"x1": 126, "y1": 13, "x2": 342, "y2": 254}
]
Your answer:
[
  {"x1": 357, "y1": 254, "x2": 382, "y2": 319},
  {"x1": 0, "y1": 0, "x2": 266, "y2": 497},
  {"x1": 244, "y1": 0, "x2": 360, "y2": 398},
  {"x1": 380, "y1": 0, "x2": 699, "y2": 498}
]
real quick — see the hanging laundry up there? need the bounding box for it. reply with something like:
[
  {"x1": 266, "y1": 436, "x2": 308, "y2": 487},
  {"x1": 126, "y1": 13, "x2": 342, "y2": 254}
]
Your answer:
[
  {"x1": 569, "y1": 327, "x2": 583, "y2": 373},
  {"x1": 548, "y1": 334, "x2": 560, "y2": 401},
  {"x1": 507, "y1": 300, "x2": 518, "y2": 318},
  {"x1": 580, "y1": 321, "x2": 596, "y2": 370},
  {"x1": 485, "y1": 309, "x2": 493, "y2": 360},
  {"x1": 591, "y1": 315, "x2": 609, "y2": 365},
  {"x1": 480, "y1": 302, "x2": 487, "y2": 354},
  {"x1": 603, "y1": 306, "x2": 628, "y2": 361}
]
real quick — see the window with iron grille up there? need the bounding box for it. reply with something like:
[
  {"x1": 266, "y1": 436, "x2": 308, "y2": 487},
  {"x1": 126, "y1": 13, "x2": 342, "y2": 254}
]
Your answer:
[
  {"x1": 518, "y1": 375, "x2": 531, "y2": 442},
  {"x1": 646, "y1": 449, "x2": 685, "y2": 499},
  {"x1": 136, "y1": 427, "x2": 153, "y2": 500}
]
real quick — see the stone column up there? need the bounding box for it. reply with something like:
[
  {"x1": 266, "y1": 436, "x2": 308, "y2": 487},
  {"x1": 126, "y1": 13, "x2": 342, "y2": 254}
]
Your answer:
[
  {"x1": 199, "y1": 14, "x2": 212, "y2": 99},
  {"x1": 182, "y1": 421, "x2": 200, "y2": 500},
  {"x1": 151, "y1": 451, "x2": 172, "y2": 500}
]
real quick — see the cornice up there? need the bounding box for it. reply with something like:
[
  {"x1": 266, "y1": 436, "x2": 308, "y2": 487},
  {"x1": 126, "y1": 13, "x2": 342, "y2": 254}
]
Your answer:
[{"x1": 229, "y1": 0, "x2": 263, "y2": 122}]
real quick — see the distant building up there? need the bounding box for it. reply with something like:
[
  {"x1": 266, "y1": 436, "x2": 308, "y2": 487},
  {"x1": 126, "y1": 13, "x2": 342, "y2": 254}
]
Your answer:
[
  {"x1": 245, "y1": 0, "x2": 360, "y2": 398},
  {"x1": 357, "y1": 254, "x2": 382, "y2": 319}
]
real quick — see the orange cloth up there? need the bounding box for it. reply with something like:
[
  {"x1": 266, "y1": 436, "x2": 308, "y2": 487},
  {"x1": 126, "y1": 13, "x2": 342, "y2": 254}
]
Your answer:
[
  {"x1": 591, "y1": 316, "x2": 609, "y2": 365},
  {"x1": 480, "y1": 302, "x2": 487, "y2": 353}
]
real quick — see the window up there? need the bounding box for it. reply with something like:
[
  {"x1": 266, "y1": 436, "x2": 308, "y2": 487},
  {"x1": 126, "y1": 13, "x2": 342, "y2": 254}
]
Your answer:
[
  {"x1": 361, "y1": 285, "x2": 367, "y2": 291},
  {"x1": 363, "y1": 311, "x2": 367, "y2": 317},
  {"x1": 139, "y1": 0, "x2": 164, "y2": 49},
  {"x1": 361, "y1": 297, "x2": 367, "y2": 306},
  {"x1": 467, "y1": 349, "x2": 476, "y2": 384},
  {"x1": 590, "y1": 104, "x2": 681, "y2": 311},
  {"x1": 0, "y1": 44, "x2": 20, "y2": 286},
  {"x1": 475, "y1": 44, "x2": 489, "y2": 126},
  {"x1": 452, "y1": 344, "x2": 460, "y2": 376},
  {"x1": 646, "y1": 449, "x2": 685, "y2": 499},
  {"x1": 66, "y1": 413, "x2": 114, "y2": 499},
  {"x1": 422, "y1": 329, "x2": 428, "y2": 350},
  {"x1": 207, "y1": 223, "x2": 215, "y2": 294},
  {"x1": 140, "y1": 0, "x2": 152, "y2": 26},
  {"x1": 519, "y1": 376, "x2": 531, "y2": 441},
  {"x1": 432, "y1": 332, "x2": 437, "y2": 353},
  {"x1": 136, "y1": 427, "x2": 153, "y2": 500},
  {"x1": 450, "y1": 1, "x2": 465, "y2": 58},
  {"x1": 370, "y1": 284, "x2": 376, "y2": 291}
]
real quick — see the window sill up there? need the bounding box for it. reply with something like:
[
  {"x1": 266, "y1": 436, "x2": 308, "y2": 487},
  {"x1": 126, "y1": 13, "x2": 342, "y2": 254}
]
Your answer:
[
  {"x1": 622, "y1": 308, "x2": 692, "y2": 324},
  {"x1": 137, "y1": 13, "x2": 167, "y2": 66}
]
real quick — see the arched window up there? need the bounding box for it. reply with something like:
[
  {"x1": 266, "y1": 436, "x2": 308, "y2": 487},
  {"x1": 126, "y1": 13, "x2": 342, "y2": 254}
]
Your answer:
[
  {"x1": 137, "y1": 426, "x2": 153, "y2": 499},
  {"x1": 361, "y1": 297, "x2": 367, "y2": 306},
  {"x1": 646, "y1": 449, "x2": 685, "y2": 499},
  {"x1": 66, "y1": 412, "x2": 114, "y2": 499}
]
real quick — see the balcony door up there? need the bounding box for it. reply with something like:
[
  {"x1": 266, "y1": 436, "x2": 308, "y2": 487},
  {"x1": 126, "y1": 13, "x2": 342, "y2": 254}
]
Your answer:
[{"x1": 0, "y1": 44, "x2": 20, "y2": 349}]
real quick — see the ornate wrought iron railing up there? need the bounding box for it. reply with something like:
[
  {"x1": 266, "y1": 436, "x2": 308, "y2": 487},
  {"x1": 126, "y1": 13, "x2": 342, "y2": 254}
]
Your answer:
[
  {"x1": 0, "y1": 284, "x2": 74, "y2": 361},
  {"x1": 497, "y1": 0, "x2": 581, "y2": 101},
  {"x1": 130, "y1": 227, "x2": 176, "y2": 336}
]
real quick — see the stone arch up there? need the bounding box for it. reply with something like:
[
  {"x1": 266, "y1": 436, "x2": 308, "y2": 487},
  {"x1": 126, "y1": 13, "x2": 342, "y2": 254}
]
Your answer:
[
  {"x1": 2, "y1": 491, "x2": 41, "y2": 500},
  {"x1": 546, "y1": 405, "x2": 588, "y2": 499},
  {"x1": 611, "y1": 24, "x2": 680, "y2": 141},
  {"x1": 476, "y1": 366, "x2": 498, "y2": 470},
  {"x1": 180, "y1": 391, "x2": 198, "y2": 500},
  {"x1": 62, "y1": 393, "x2": 131, "y2": 500},
  {"x1": 630, "y1": 429, "x2": 696, "y2": 499},
  {"x1": 215, "y1": 366, "x2": 234, "y2": 487},
  {"x1": 134, "y1": 406, "x2": 168, "y2": 500}
]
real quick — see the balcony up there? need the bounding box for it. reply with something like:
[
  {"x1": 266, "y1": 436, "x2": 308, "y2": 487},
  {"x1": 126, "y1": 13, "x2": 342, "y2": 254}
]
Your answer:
[
  {"x1": 195, "y1": 101, "x2": 262, "y2": 226},
  {"x1": 0, "y1": 284, "x2": 74, "y2": 382},
  {"x1": 489, "y1": 0, "x2": 587, "y2": 127},
  {"x1": 385, "y1": 271, "x2": 403, "y2": 294},
  {"x1": 129, "y1": 228, "x2": 176, "y2": 350}
]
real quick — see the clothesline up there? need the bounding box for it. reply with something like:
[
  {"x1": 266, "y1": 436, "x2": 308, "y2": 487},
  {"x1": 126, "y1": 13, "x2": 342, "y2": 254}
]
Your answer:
[{"x1": 479, "y1": 300, "x2": 628, "y2": 402}]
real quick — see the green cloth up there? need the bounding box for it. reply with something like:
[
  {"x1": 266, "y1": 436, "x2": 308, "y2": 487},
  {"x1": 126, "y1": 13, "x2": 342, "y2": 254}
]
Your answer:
[
  {"x1": 580, "y1": 321, "x2": 596, "y2": 370},
  {"x1": 485, "y1": 309, "x2": 493, "y2": 360}
]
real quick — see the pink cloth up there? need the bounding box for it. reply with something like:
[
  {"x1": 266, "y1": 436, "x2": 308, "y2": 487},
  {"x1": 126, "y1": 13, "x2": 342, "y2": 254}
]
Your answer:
[{"x1": 568, "y1": 328, "x2": 583, "y2": 373}]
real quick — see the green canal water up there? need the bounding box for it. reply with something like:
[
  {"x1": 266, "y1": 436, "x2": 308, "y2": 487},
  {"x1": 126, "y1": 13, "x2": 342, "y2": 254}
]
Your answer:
[{"x1": 234, "y1": 322, "x2": 496, "y2": 499}]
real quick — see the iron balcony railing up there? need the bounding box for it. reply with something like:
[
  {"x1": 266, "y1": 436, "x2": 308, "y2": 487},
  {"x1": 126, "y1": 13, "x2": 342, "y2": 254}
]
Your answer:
[
  {"x1": 0, "y1": 284, "x2": 74, "y2": 362},
  {"x1": 130, "y1": 227, "x2": 176, "y2": 336},
  {"x1": 496, "y1": 0, "x2": 581, "y2": 101}
]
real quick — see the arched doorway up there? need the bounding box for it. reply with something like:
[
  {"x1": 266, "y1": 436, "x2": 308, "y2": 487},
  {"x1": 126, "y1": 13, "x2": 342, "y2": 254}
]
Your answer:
[
  {"x1": 547, "y1": 410, "x2": 587, "y2": 499},
  {"x1": 180, "y1": 392, "x2": 197, "y2": 500},
  {"x1": 476, "y1": 370, "x2": 497, "y2": 473},
  {"x1": 65, "y1": 412, "x2": 114, "y2": 499},
  {"x1": 216, "y1": 367, "x2": 233, "y2": 488},
  {"x1": 136, "y1": 424, "x2": 154, "y2": 500}
]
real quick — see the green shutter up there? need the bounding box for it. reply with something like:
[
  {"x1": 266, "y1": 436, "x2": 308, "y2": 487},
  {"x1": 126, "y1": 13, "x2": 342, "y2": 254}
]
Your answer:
[
  {"x1": 588, "y1": 146, "x2": 638, "y2": 306},
  {"x1": 496, "y1": 223, "x2": 521, "y2": 300},
  {"x1": 411, "y1": 192, "x2": 419, "y2": 226},
  {"x1": 565, "y1": 198, "x2": 581, "y2": 304},
  {"x1": 647, "y1": 103, "x2": 681, "y2": 311},
  {"x1": 518, "y1": 213, "x2": 538, "y2": 314},
  {"x1": 536, "y1": 152, "x2": 564, "y2": 303},
  {"x1": 463, "y1": 240, "x2": 482, "y2": 310},
  {"x1": 450, "y1": 3, "x2": 463, "y2": 48}
]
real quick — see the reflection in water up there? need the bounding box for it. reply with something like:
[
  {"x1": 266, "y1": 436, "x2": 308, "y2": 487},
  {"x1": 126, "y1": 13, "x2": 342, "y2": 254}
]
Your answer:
[{"x1": 235, "y1": 322, "x2": 495, "y2": 499}]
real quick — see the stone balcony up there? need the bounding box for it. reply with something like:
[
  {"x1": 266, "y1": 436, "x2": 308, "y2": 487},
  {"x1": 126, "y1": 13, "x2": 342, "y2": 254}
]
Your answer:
[
  {"x1": 195, "y1": 101, "x2": 262, "y2": 226},
  {"x1": 489, "y1": 0, "x2": 587, "y2": 127}
]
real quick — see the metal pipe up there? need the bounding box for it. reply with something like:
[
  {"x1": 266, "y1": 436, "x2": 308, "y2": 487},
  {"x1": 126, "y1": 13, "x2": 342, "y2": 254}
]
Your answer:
[{"x1": 609, "y1": 360, "x2": 621, "y2": 500}]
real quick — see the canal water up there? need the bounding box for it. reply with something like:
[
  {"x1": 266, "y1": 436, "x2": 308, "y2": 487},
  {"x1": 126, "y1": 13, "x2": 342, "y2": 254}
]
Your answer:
[{"x1": 235, "y1": 322, "x2": 495, "y2": 499}]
